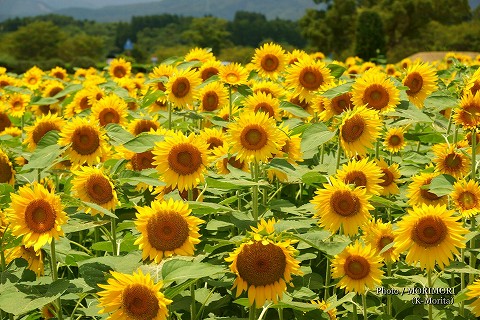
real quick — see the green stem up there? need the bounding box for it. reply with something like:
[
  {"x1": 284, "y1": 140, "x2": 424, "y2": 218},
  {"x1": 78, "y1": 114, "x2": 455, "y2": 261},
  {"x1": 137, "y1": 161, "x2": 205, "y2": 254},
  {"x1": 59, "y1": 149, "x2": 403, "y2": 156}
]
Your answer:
[
  {"x1": 51, "y1": 241, "x2": 63, "y2": 320},
  {"x1": 320, "y1": 144, "x2": 325, "y2": 164},
  {"x1": 335, "y1": 140, "x2": 342, "y2": 171},
  {"x1": 470, "y1": 218, "x2": 477, "y2": 284},
  {"x1": 446, "y1": 110, "x2": 453, "y2": 135},
  {"x1": 375, "y1": 140, "x2": 380, "y2": 159},
  {"x1": 427, "y1": 269, "x2": 433, "y2": 320},
  {"x1": 167, "y1": 102, "x2": 172, "y2": 130},
  {"x1": 324, "y1": 256, "x2": 331, "y2": 301},
  {"x1": 111, "y1": 215, "x2": 117, "y2": 256},
  {"x1": 386, "y1": 263, "x2": 392, "y2": 316},
  {"x1": 277, "y1": 307, "x2": 284, "y2": 320},
  {"x1": 252, "y1": 162, "x2": 260, "y2": 222},
  {"x1": 228, "y1": 85, "x2": 233, "y2": 121},
  {"x1": 362, "y1": 293, "x2": 368, "y2": 320},
  {"x1": 249, "y1": 305, "x2": 256, "y2": 320},
  {"x1": 94, "y1": 227, "x2": 100, "y2": 257},
  {"x1": 353, "y1": 298, "x2": 358, "y2": 320},
  {"x1": 461, "y1": 217, "x2": 466, "y2": 316},
  {"x1": 472, "y1": 128, "x2": 477, "y2": 181},
  {"x1": 190, "y1": 282, "x2": 196, "y2": 320},
  {"x1": 416, "y1": 141, "x2": 421, "y2": 153}
]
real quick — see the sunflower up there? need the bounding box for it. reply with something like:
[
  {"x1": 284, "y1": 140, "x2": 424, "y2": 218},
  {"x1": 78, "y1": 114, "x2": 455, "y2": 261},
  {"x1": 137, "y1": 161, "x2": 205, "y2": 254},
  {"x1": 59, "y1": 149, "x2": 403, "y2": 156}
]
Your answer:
[
  {"x1": 451, "y1": 179, "x2": 480, "y2": 218},
  {"x1": 198, "y1": 59, "x2": 222, "y2": 81},
  {"x1": 153, "y1": 131, "x2": 208, "y2": 192},
  {"x1": 362, "y1": 219, "x2": 399, "y2": 263},
  {"x1": 23, "y1": 66, "x2": 43, "y2": 90},
  {"x1": 197, "y1": 81, "x2": 228, "y2": 112},
  {"x1": 185, "y1": 47, "x2": 215, "y2": 63},
  {"x1": 402, "y1": 62, "x2": 438, "y2": 108},
  {"x1": 285, "y1": 56, "x2": 333, "y2": 102},
  {"x1": 331, "y1": 240, "x2": 383, "y2": 294},
  {"x1": 454, "y1": 92, "x2": 480, "y2": 129},
  {"x1": 433, "y1": 143, "x2": 470, "y2": 179},
  {"x1": 219, "y1": 62, "x2": 249, "y2": 86},
  {"x1": 127, "y1": 117, "x2": 160, "y2": 136},
  {"x1": 0, "y1": 109, "x2": 11, "y2": 133},
  {"x1": 339, "y1": 105, "x2": 382, "y2": 157},
  {"x1": 198, "y1": 127, "x2": 225, "y2": 152},
  {"x1": 108, "y1": 58, "x2": 131, "y2": 79},
  {"x1": 98, "y1": 269, "x2": 172, "y2": 320},
  {"x1": 5, "y1": 245, "x2": 44, "y2": 276},
  {"x1": 6, "y1": 183, "x2": 68, "y2": 251},
  {"x1": 310, "y1": 300, "x2": 337, "y2": 320},
  {"x1": 385, "y1": 64, "x2": 397, "y2": 76},
  {"x1": 383, "y1": 127, "x2": 406, "y2": 153},
  {"x1": 0, "y1": 74, "x2": 18, "y2": 88},
  {"x1": 42, "y1": 80, "x2": 64, "y2": 100},
  {"x1": 286, "y1": 49, "x2": 309, "y2": 65},
  {"x1": 225, "y1": 221, "x2": 301, "y2": 307},
  {"x1": 165, "y1": 68, "x2": 201, "y2": 108},
  {"x1": 251, "y1": 42, "x2": 287, "y2": 79},
  {"x1": 407, "y1": 171, "x2": 448, "y2": 207},
  {"x1": 24, "y1": 113, "x2": 65, "y2": 151},
  {"x1": 318, "y1": 81, "x2": 354, "y2": 121},
  {"x1": 211, "y1": 144, "x2": 249, "y2": 175},
  {"x1": 227, "y1": 111, "x2": 284, "y2": 163},
  {"x1": 466, "y1": 279, "x2": 480, "y2": 317},
  {"x1": 7, "y1": 93, "x2": 30, "y2": 118},
  {"x1": 376, "y1": 158, "x2": 401, "y2": 196},
  {"x1": 91, "y1": 95, "x2": 129, "y2": 127},
  {"x1": 287, "y1": 92, "x2": 314, "y2": 115},
  {"x1": 311, "y1": 178, "x2": 373, "y2": 236},
  {"x1": 250, "y1": 80, "x2": 285, "y2": 99},
  {"x1": 149, "y1": 64, "x2": 174, "y2": 92},
  {"x1": 65, "y1": 88, "x2": 92, "y2": 117},
  {"x1": 394, "y1": 204, "x2": 468, "y2": 270},
  {"x1": 399, "y1": 58, "x2": 412, "y2": 70},
  {"x1": 58, "y1": 117, "x2": 110, "y2": 166},
  {"x1": 49, "y1": 66, "x2": 67, "y2": 80},
  {"x1": 134, "y1": 198, "x2": 204, "y2": 263},
  {"x1": 243, "y1": 91, "x2": 281, "y2": 120},
  {"x1": 0, "y1": 148, "x2": 15, "y2": 185},
  {"x1": 351, "y1": 69, "x2": 400, "y2": 113},
  {"x1": 465, "y1": 67, "x2": 480, "y2": 96},
  {"x1": 335, "y1": 158, "x2": 383, "y2": 195},
  {"x1": 275, "y1": 124, "x2": 302, "y2": 164},
  {"x1": 71, "y1": 166, "x2": 118, "y2": 216}
]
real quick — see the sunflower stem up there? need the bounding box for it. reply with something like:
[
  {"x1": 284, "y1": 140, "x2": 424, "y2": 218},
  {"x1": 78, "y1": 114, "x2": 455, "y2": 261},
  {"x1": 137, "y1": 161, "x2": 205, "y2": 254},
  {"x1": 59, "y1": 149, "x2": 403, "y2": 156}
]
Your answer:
[
  {"x1": 252, "y1": 161, "x2": 260, "y2": 222},
  {"x1": 249, "y1": 305, "x2": 256, "y2": 320},
  {"x1": 446, "y1": 110, "x2": 453, "y2": 135},
  {"x1": 472, "y1": 128, "x2": 477, "y2": 181},
  {"x1": 320, "y1": 144, "x2": 325, "y2": 164},
  {"x1": 50, "y1": 240, "x2": 63, "y2": 320},
  {"x1": 335, "y1": 140, "x2": 342, "y2": 171},
  {"x1": 110, "y1": 215, "x2": 117, "y2": 256},
  {"x1": 94, "y1": 227, "x2": 100, "y2": 257},
  {"x1": 228, "y1": 85, "x2": 233, "y2": 121},
  {"x1": 167, "y1": 102, "x2": 172, "y2": 130},
  {"x1": 375, "y1": 141, "x2": 379, "y2": 159},
  {"x1": 353, "y1": 298, "x2": 358, "y2": 320},
  {"x1": 190, "y1": 282, "x2": 196, "y2": 320},
  {"x1": 362, "y1": 293, "x2": 367, "y2": 320},
  {"x1": 386, "y1": 262, "x2": 392, "y2": 316},
  {"x1": 277, "y1": 307, "x2": 284, "y2": 320},
  {"x1": 427, "y1": 269, "x2": 433, "y2": 320},
  {"x1": 324, "y1": 257, "x2": 331, "y2": 301},
  {"x1": 470, "y1": 218, "x2": 477, "y2": 284}
]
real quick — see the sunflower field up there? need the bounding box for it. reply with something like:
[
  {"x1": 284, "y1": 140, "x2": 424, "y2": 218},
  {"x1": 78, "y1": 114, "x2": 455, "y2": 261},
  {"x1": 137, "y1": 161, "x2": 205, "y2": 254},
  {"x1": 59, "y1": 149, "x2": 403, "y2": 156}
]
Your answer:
[{"x1": 1, "y1": 45, "x2": 480, "y2": 320}]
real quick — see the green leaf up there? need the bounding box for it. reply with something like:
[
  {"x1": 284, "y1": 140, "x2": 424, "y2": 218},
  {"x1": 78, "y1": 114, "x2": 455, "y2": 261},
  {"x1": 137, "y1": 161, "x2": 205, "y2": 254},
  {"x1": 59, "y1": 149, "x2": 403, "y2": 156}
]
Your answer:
[
  {"x1": 35, "y1": 130, "x2": 59, "y2": 148},
  {"x1": 300, "y1": 123, "x2": 336, "y2": 159},
  {"x1": 321, "y1": 82, "x2": 352, "y2": 99},
  {"x1": 53, "y1": 83, "x2": 83, "y2": 99},
  {"x1": 301, "y1": 172, "x2": 328, "y2": 186},
  {"x1": 63, "y1": 219, "x2": 109, "y2": 233},
  {"x1": 279, "y1": 101, "x2": 311, "y2": 118},
  {"x1": 205, "y1": 177, "x2": 267, "y2": 190},
  {"x1": 444, "y1": 261, "x2": 480, "y2": 274},
  {"x1": 428, "y1": 174, "x2": 455, "y2": 197},
  {"x1": 31, "y1": 97, "x2": 59, "y2": 105},
  {"x1": 387, "y1": 101, "x2": 433, "y2": 123},
  {"x1": 424, "y1": 93, "x2": 458, "y2": 111},
  {"x1": 326, "y1": 63, "x2": 347, "y2": 79},
  {"x1": 140, "y1": 90, "x2": 166, "y2": 108},
  {"x1": 20, "y1": 144, "x2": 65, "y2": 172},
  {"x1": 105, "y1": 123, "x2": 134, "y2": 146},
  {"x1": 123, "y1": 133, "x2": 164, "y2": 153},
  {"x1": 187, "y1": 201, "x2": 234, "y2": 215},
  {"x1": 162, "y1": 259, "x2": 225, "y2": 284}
]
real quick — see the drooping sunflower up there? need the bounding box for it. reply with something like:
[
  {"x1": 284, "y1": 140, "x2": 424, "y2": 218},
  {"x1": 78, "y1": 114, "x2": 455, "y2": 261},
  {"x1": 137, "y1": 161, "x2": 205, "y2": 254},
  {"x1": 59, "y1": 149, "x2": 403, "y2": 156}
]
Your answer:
[
  {"x1": 318, "y1": 81, "x2": 354, "y2": 121},
  {"x1": 7, "y1": 93, "x2": 30, "y2": 118},
  {"x1": 339, "y1": 105, "x2": 382, "y2": 157},
  {"x1": 42, "y1": 80, "x2": 64, "y2": 100},
  {"x1": 197, "y1": 81, "x2": 228, "y2": 112},
  {"x1": 310, "y1": 300, "x2": 337, "y2": 320},
  {"x1": 376, "y1": 158, "x2": 401, "y2": 196},
  {"x1": 331, "y1": 240, "x2": 384, "y2": 294},
  {"x1": 285, "y1": 56, "x2": 333, "y2": 102},
  {"x1": 65, "y1": 88, "x2": 92, "y2": 117},
  {"x1": 451, "y1": 179, "x2": 480, "y2": 218},
  {"x1": 454, "y1": 92, "x2": 480, "y2": 129},
  {"x1": 250, "y1": 80, "x2": 285, "y2": 99},
  {"x1": 152, "y1": 131, "x2": 208, "y2": 192},
  {"x1": 394, "y1": 204, "x2": 468, "y2": 270},
  {"x1": 383, "y1": 127, "x2": 407, "y2": 153},
  {"x1": 71, "y1": 166, "x2": 118, "y2": 216},
  {"x1": 0, "y1": 148, "x2": 15, "y2": 185},
  {"x1": 185, "y1": 47, "x2": 215, "y2": 63},
  {"x1": 311, "y1": 178, "x2": 373, "y2": 236},
  {"x1": 211, "y1": 144, "x2": 250, "y2": 175},
  {"x1": 134, "y1": 198, "x2": 204, "y2": 263},
  {"x1": 335, "y1": 158, "x2": 383, "y2": 195},
  {"x1": 108, "y1": 58, "x2": 132, "y2": 79},
  {"x1": 351, "y1": 69, "x2": 400, "y2": 113},
  {"x1": 6, "y1": 183, "x2": 68, "y2": 251},
  {"x1": 127, "y1": 117, "x2": 160, "y2": 136},
  {"x1": 402, "y1": 62, "x2": 438, "y2": 108},
  {"x1": 227, "y1": 111, "x2": 284, "y2": 163},
  {"x1": 165, "y1": 68, "x2": 201, "y2": 108},
  {"x1": 0, "y1": 74, "x2": 18, "y2": 88},
  {"x1": 5, "y1": 245, "x2": 44, "y2": 276},
  {"x1": 466, "y1": 279, "x2": 480, "y2": 317},
  {"x1": 219, "y1": 62, "x2": 249, "y2": 86},
  {"x1": 98, "y1": 269, "x2": 172, "y2": 320},
  {"x1": 225, "y1": 219, "x2": 302, "y2": 307},
  {"x1": 49, "y1": 66, "x2": 67, "y2": 80},
  {"x1": 0, "y1": 126, "x2": 21, "y2": 138},
  {"x1": 464, "y1": 67, "x2": 480, "y2": 96},
  {"x1": 243, "y1": 91, "x2": 281, "y2": 120},
  {"x1": 24, "y1": 113, "x2": 65, "y2": 151},
  {"x1": 286, "y1": 49, "x2": 309, "y2": 65},
  {"x1": 149, "y1": 64, "x2": 175, "y2": 92},
  {"x1": 433, "y1": 143, "x2": 470, "y2": 179},
  {"x1": 198, "y1": 127, "x2": 225, "y2": 153},
  {"x1": 58, "y1": 117, "x2": 110, "y2": 166},
  {"x1": 407, "y1": 171, "x2": 448, "y2": 207},
  {"x1": 275, "y1": 124, "x2": 302, "y2": 165},
  {"x1": 198, "y1": 59, "x2": 222, "y2": 81},
  {"x1": 251, "y1": 42, "x2": 287, "y2": 79},
  {"x1": 362, "y1": 219, "x2": 399, "y2": 263},
  {"x1": 91, "y1": 95, "x2": 129, "y2": 127}
]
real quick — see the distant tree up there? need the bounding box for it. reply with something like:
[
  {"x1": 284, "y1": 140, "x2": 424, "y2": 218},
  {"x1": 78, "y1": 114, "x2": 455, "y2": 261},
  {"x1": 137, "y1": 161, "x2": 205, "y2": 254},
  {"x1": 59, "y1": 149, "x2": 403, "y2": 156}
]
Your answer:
[
  {"x1": 229, "y1": 11, "x2": 268, "y2": 47},
  {"x1": 265, "y1": 18, "x2": 306, "y2": 48},
  {"x1": 299, "y1": 9, "x2": 331, "y2": 53},
  {"x1": 324, "y1": 0, "x2": 357, "y2": 57},
  {"x1": 182, "y1": 16, "x2": 231, "y2": 55},
  {"x1": 58, "y1": 33, "x2": 106, "y2": 62},
  {"x1": 431, "y1": 0, "x2": 471, "y2": 25},
  {"x1": 355, "y1": 10, "x2": 386, "y2": 61}
]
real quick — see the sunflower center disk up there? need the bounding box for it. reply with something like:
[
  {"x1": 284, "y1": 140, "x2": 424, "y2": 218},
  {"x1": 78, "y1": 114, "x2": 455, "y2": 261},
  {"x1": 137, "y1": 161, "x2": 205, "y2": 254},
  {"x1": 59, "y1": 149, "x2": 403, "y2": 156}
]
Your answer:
[
  {"x1": 0, "y1": 113, "x2": 12, "y2": 131},
  {"x1": 241, "y1": 125, "x2": 268, "y2": 150},
  {"x1": 134, "y1": 120, "x2": 158, "y2": 135},
  {"x1": 201, "y1": 67, "x2": 218, "y2": 81},
  {"x1": 378, "y1": 236, "x2": 394, "y2": 251},
  {"x1": 132, "y1": 151, "x2": 155, "y2": 171},
  {"x1": 405, "y1": 72, "x2": 424, "y2": 95},
  {"x1": 379, "y1": 168, "x2": 394, "y2": 187},
  {"x1": 332, "y1": 93, "x2": 353, "y2": 115},
  {"x1": 364, "y1": 84, "x2": 389, "y2": 110},
  {"x1": 113, "y1": 66, "x2": 127, "y2": 78},
  {"x1": 344, "y1": 171, "x2": 367, "y2": 188},
  {"x1": 172, "y1": 77, "x2": 190, "y2": 98},
  {"x1": 146, "y1": 213, "x2": 190, "y2": 251},
  {"x1": 420, "y1": 178, "x2": 440, "y2": 201},
  {"x1": 86, "y1": 175, "x2": 114, "y2": 205},
  {"x1": 330, "y1": 190, "x2": 360, "y2": 217},
  {"x1": 207, "y1": 137, "x2": 223, "y2": 150},
  {"x1": 256, "y1": 103, "x2": 275, "y2": 118},
  {"x1": 459, "y1": 191, "x2": 477, "y2": 210},
  {"x1": 72, "y1": 126, "x2": 100, "y2": 156},
  {"x1": 122, "y1": 284, "x2": 160, "y2": 320},
  {"x1": 33, "y1": 122, "x2": 59, "y2": 144},
  {"x1": 99, "y1": 109, "x2": 120, "y2": 126},
  {"x1": 444, "y1": 153, "x2": 462, "y2": 169},
  {"x1": 203, "y1": 92, "x2": 219, "y2": 111},
  {"x1": 227, "y1": 157, "x2": 245, "y2": 169},
  {"x1": 341, "y1": 115, "x2": 365, "y2": 143},
  {"x1": 0, "y1": 158, "x2": 13, "y2": 183},
  {"x1": 25, "y1": 199, "x2": 56, "y2": 233},
  {"x1": 12, "y1": 101, "x2": 23, "y2": 111},
  {"x1": 344, "y1": 255, "x2": 370, "y2": 280},
  {"x1": 412, "y1": 216, "x2": 448, "y2": 247},
  {"x1": 236, "y1": 241, "x2": 287, "y2": 286},
  {"x1": 226, "y1": 73, "x2": 239, "y2": 83},
  {"x1": 299, "y1": 68, "x2": 323, "y2": 90},
  {"x1": 261, "y1": 54, "x2": 280, "y2": 72},
  {"x1": 168, "y1": 143, "x2": 203, "y2": 175}
]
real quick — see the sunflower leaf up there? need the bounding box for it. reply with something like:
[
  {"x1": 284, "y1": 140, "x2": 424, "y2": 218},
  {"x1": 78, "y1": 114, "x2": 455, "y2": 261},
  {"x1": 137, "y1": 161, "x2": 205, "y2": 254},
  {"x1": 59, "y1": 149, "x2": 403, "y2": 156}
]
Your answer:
[
  {"x1": 326, "y1": 63, "x2": 346, "y2": 79},
  {"x1": 428, "y1": 174, "x2": 455, "y2": 197},
  {"x1": 279, "y1": 101, "x2": 311, "y2": 118},
  {"x1": 105, "y1": 123, "x2": 135, "y2": 146},
  {"x1": 300, "y1": 123, "x2": 336, "y2": 159},
  {"x1": 123, "y1": 133, "x2": 164, "y2": 153}
]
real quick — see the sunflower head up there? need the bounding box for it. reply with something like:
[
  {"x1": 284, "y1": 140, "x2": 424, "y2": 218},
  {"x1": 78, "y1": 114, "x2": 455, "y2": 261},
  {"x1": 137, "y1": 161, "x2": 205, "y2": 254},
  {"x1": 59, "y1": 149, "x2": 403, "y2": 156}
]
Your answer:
[
  {"x1": 196, "y1": 80, "x2": 228, "y2": 112},
  {"x1": 91, "y1": 94, "x2": 129, "y2": 127},
  {"x1": 0, "y1": 148, "x2": 15, "y2": 185},
  {"x1": 466, "y1": 279, "x2": 480, "y2": 317},
  {"x1": 24, "y1": 113, "x2": 65, "y2": 151},
  {"x1": 108, "y1": 58, "x2": 132, "y2": 79},
  {"x1": 219, "y1": 62, "x2": 249, "y2": 86},
  {"x1": 403, "y1": 62, "x2": 438, "y2": 108},
  {"x1": 407, "y1": 171, "x2": 449, "y2": 207},
  {"x1": 454, "y1": 92, "x2": 480, "y2": 129},
  {"x1": 433, "y1": 143, "x2": 470, "y2": 179},
  {"x1": 166, "y1": 68, "x2": 202, "y2": 108},
  {"x1": 362, "y1": 219, "x2": 399, "y2": 263},
  {"x1": 383, "y1": 127, "x2": 406, "y2": 153},
  {"x1": 352, "y1": 69, "x2": 400, "y2": 113},
  {"x1": 451, "y1": 179, "x2": 480, "y2": 217},
  {"x1": 251, "y1": 42, "x2": 287, "y2": 79}
]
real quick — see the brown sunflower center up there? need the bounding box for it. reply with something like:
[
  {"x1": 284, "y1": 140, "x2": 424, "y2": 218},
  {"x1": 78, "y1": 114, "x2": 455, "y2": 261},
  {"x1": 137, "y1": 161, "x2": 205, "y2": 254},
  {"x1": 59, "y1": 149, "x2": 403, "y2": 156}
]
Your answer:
[
  {"x1": 378, "y1": 235, "x2": 394, "y2": 252},
  {"x1": 444, "y1": 153, "x2": 462, "y2": 170},
  {"x1": 290, "y1": 96, "x2": 310, "y2": 110},
  {"x1": 344, "y1": 171, "x2": 367, "y2": 188},
  {"x1": 134, "y1": 120, "x2": 158, "y2": 135},
  {"x1": 12, "y1": 100, "x2": 23, "y2": 111},
  {"x1": 471, "y1": 81, "x2": 480, "y2": 96},
  {"x1": 261, "y1": 54, "x2": 280, "y2": 72},
  {"x1": 332, "y1": 93, "x2": 353, "y2": 115},
  {"x1": 32, "y1": 121, "x2": 60, "y2": 144},
  {"x1": 71, "y1": 126, "x2": 100, "y2": 156},
  {"x1": 363, "y1": 84, "x2": 389, "y2": 110},
  {"x1": 299, "y1": 67, "x2": 323, "y2": 90},
  {"x1": 132, "y1": 151, "x2": 155, "y2": 171},
  {"x1": 53, "y1": 72, "x2": 65, "y2": 80},
  {"x1": 341, "y1": 115, "x2": 365, "y2": 143},
  {"x1": 98, "y1": 108, "x2": 120, "y2": 126},
  {"x1": 379, "y1": 168, "x2": 394, "y2": 187},
  {"x1": 86, "y1": 174, "x2": 114, "y2": 205},
  {"x1": 240, "y1": 125, "x2": 269, "y2": 150},
  {"x1": 206, "y1": 137, "x2": 223, "y2": 150},
  {"x1": 330, "y1": 190, "x2": 360, "y2": 217},
  {"x1": 79, "y1": 96, "x2": 90, "y2": 110},
  {"x1": 0, "y1": 113, "x2": 12, "y2": 132},
  {"x1": 168, "y1": 143, "x2": 203, "y2": 175},
  {"x1": 122, "y1": 284, "x2": 160, "y2": 320},
  {"x1": 344, "y1": 255, "x2": 370, "y2": 280},
  {"x1": 236, "y1": 241, "x2": 287, "y2": 286},
  {"x1": 146, "y1": 212, "x2": 190, "y2": 251},
  {"x1": 226, "y1": 157, "x2": 245, "y2": 170},
  {"x1": 0, "y1": 157, "x2": 13, "y2": 183},
  {"x1": 24, "y1": 199, "x2": 56, "y2": 233},
  {"x1": 404, "y1": 72, "x2": 424, "y2": 95},
  {"x1": 113, "y1": 65, "x2": 127, "y2": 78},
  {"x1": 281, "y1": 140, "x2": 290, "y2": 154},
  {"x1": 412, "y1": 216, "x2": 448, "y2": 248},
  {"x1": 226, "y1": 72, "x2": 240, "y2": 83},
  {"x1": 458, "y1": 191, "x2": 477, "y2": 210},
  {"x1": 171, "y1": 77, "x2": 190, "y2": 98},
  {"x1": 48, "y1": 87, "x2": 62, "y2": 98},
  {"x1": 202, "y1": 91, "x2": 219, "y2": 111},
  {"x1": 201, "y1": 67, "x2": 219, "y2": 81},
  {"x1": 420, "y1": 178, "x2": 440, "y2": 201},
  {"x1": 388, "y1": 134, "x2": 402, "y2": 147},
  {"x1": 255, "y1": 102, "x2": 275, "y2": 118}
]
